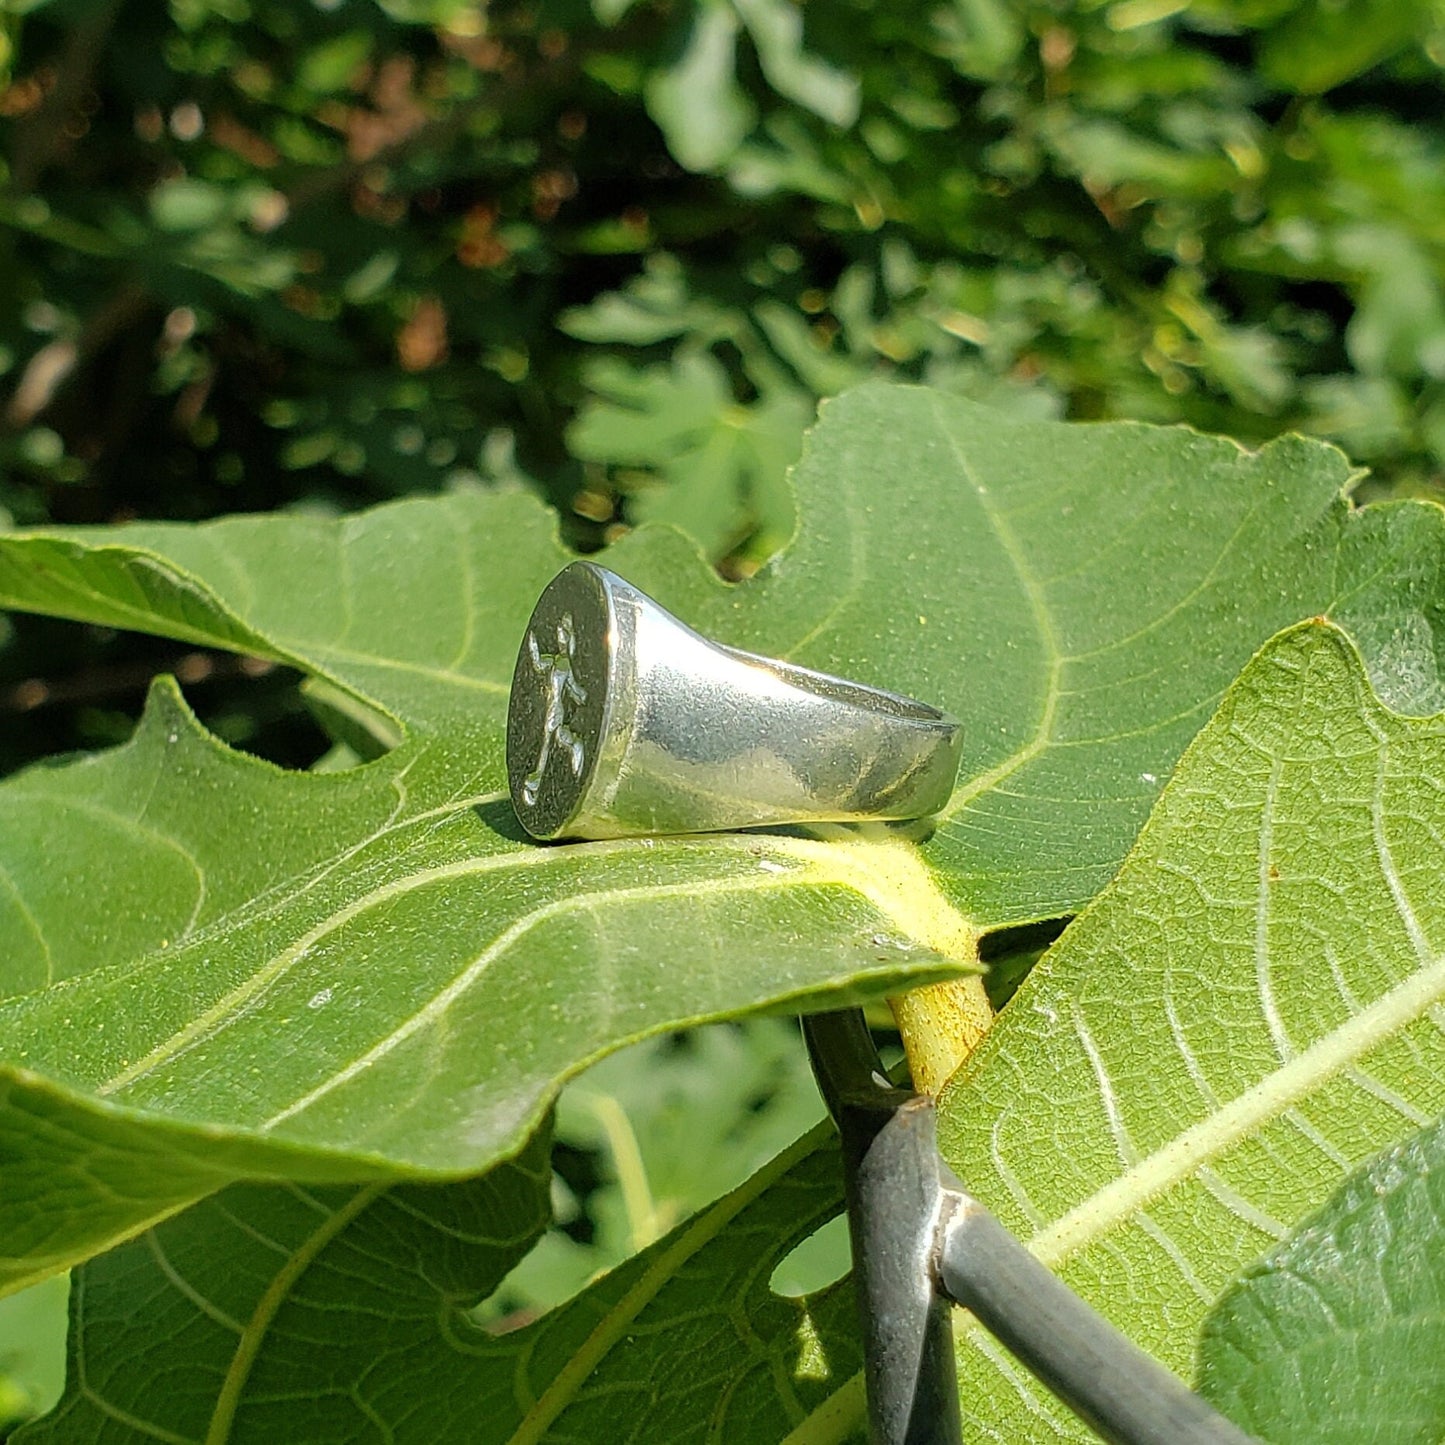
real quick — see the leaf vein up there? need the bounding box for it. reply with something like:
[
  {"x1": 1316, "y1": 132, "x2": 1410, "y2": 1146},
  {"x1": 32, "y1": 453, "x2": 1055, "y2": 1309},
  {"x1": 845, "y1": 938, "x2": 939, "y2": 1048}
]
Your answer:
[
  {"x1": 1256, "y1": 756, "x2": 1293, "y2": 1062},
  {"x1": 260, "y1": 870, "x2": 823, "y2": 1130},
  {"x1": 1030, "y1": 946, "x2": 1445, "y2": 1269},
  {"x1": 146, "y1": 1230, "x2": 245, "y2": 1333},
  {"x1": 204, "y1": 1184, "x2": 384, "y2": 1445}
]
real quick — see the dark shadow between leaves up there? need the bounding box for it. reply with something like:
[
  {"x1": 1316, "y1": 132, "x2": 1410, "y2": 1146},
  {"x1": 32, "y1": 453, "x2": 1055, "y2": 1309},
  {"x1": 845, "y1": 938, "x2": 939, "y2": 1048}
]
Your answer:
[
  {"x1": 0, "y1": 615, "x2": 332, "y2": 778},
  {"x1": 980, "y1": 916, "x2": 1071, "y2": 1011}
]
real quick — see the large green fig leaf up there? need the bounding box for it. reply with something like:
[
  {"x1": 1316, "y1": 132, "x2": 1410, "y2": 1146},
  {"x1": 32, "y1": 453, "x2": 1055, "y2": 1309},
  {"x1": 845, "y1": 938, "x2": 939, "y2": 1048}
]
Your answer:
[
  {"x1": 1198, "y1": 1111, "x2": 1445, "y2": 1445},
  {"x1": 1, "y1": 382, "x2": 1443, "y2": 1293},
  {"x1": 41, "y1": 603, "x2": 1445, "y2": 1445},
  {"x1": 919, "y1": 623, "x2": 1445, "y2": 1441},
  {"x1": 17, "y1": 1128, "x2": 554, "y2": 1445},
  {"x1": 0, "y1": 706, "x2": 952, "y2": 1293},
  {"x1": 18, "y1": 1123, "x2": 859, "y2": 1444}
]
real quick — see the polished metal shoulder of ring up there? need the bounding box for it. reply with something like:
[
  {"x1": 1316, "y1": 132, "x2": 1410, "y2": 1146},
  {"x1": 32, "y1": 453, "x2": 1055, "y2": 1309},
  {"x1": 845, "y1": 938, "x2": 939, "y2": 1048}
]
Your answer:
[{"x1": 505, "y1": 561, "x2": 962, "y2": 841}]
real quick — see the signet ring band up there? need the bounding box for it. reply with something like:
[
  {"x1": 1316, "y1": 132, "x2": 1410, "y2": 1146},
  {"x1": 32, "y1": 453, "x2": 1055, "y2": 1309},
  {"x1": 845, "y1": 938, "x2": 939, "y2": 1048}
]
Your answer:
[{"x1": 506, "y1": 562, "x2": 962, "y2": 841}]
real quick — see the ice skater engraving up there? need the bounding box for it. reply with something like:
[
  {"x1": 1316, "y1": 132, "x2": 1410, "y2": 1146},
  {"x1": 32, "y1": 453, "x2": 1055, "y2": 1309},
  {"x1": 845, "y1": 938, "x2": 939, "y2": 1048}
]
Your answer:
[{"x1": 522, "y1": 613, "x2": 588, "y2": 806}]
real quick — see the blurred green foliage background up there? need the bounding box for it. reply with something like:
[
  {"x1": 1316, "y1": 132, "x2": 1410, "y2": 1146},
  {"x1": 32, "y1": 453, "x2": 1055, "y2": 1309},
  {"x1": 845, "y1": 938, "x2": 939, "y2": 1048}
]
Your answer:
[
  {"x1": 3, "y1": 0, "x2": 1445, "y2": 775},
  {"x1": 2, "y1": 0, "x2": 1444, "y2": 1430}
]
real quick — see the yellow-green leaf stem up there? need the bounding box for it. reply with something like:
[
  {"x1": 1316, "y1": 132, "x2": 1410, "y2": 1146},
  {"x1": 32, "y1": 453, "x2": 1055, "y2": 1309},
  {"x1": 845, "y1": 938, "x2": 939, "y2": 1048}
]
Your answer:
[
  {"x1": 889, "y1": 976, "x2": 993, "y2": 1097},
  {"x1": 802, "y1": 825, "x2": 990, "y2": 1092}
]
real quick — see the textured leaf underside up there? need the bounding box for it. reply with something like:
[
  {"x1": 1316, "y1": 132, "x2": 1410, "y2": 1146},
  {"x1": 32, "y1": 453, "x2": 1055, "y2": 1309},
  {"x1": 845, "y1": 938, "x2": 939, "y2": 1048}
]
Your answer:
[{"x1": 932, "y1": 624, "x2": 1445, "y2": 1440}]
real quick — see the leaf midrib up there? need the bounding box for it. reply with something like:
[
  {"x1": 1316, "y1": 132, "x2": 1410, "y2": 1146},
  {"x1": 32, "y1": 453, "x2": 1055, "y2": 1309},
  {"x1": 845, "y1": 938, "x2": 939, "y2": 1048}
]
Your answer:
[
  {"x1": 929, "y1": 394, "x2": 1062, "y2": 824},
  {"x1": 1029, "y1": 946, "x2": 1445, "y2": 1268},
  {"x1": 95, "y1": 841, "x2": 823, "y2": 1100},
  {"x1": 258, "y1": 869, "x2": 825, "y2": 1132},
  {"x1": 930, "y1": 401, "x2": 1290, "y2": 830},
  {"x1": 58, "y1": 832, "x2": 972, "y2": 1130},
  {"x1": 308, "y1": 640, "x2": 509, "y2": 697},
  {"x1": 506, "y1": 1121, "x2": 835, "y2": 1445},
  {"x1": 204, "y1": 1183, "x2": 384, "y2": 1445}
]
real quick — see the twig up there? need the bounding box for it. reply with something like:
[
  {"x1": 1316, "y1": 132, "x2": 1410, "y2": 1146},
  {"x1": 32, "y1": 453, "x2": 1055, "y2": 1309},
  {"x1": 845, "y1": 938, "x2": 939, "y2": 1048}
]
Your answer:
[
  {"x1": 3, "y1": 279, "x2": 149, "y2": 430},
  {"x1": 1, "y1": 649, "x2": 276, "y2": 714},
  {"x1": 7, "y1": 0, "x2": 124, "y2": 195},
  {"x1": 804, "y1": 1009, "x2": 1256, "y2": 1445}
]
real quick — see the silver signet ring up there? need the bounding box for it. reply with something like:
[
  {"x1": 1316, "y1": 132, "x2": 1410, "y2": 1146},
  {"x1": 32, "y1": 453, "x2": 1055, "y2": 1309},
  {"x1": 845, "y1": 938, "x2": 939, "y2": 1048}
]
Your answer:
[{"x1": 506, "y1": 562, "x2": 963, "y2": 841}]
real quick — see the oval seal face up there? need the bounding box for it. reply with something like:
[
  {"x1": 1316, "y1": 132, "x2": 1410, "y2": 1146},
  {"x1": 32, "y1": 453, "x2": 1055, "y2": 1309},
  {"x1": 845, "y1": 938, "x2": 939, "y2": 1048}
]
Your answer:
[{"x1": 506, "y1": 563, "x2": 611, "y2": 839}]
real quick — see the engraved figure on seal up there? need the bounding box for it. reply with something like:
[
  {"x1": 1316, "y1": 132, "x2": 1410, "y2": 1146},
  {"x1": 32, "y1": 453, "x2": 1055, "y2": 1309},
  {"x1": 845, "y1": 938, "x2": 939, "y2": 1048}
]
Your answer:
[{"x1": 522, "y1": 612, "x2": 588, "y2": 806}]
